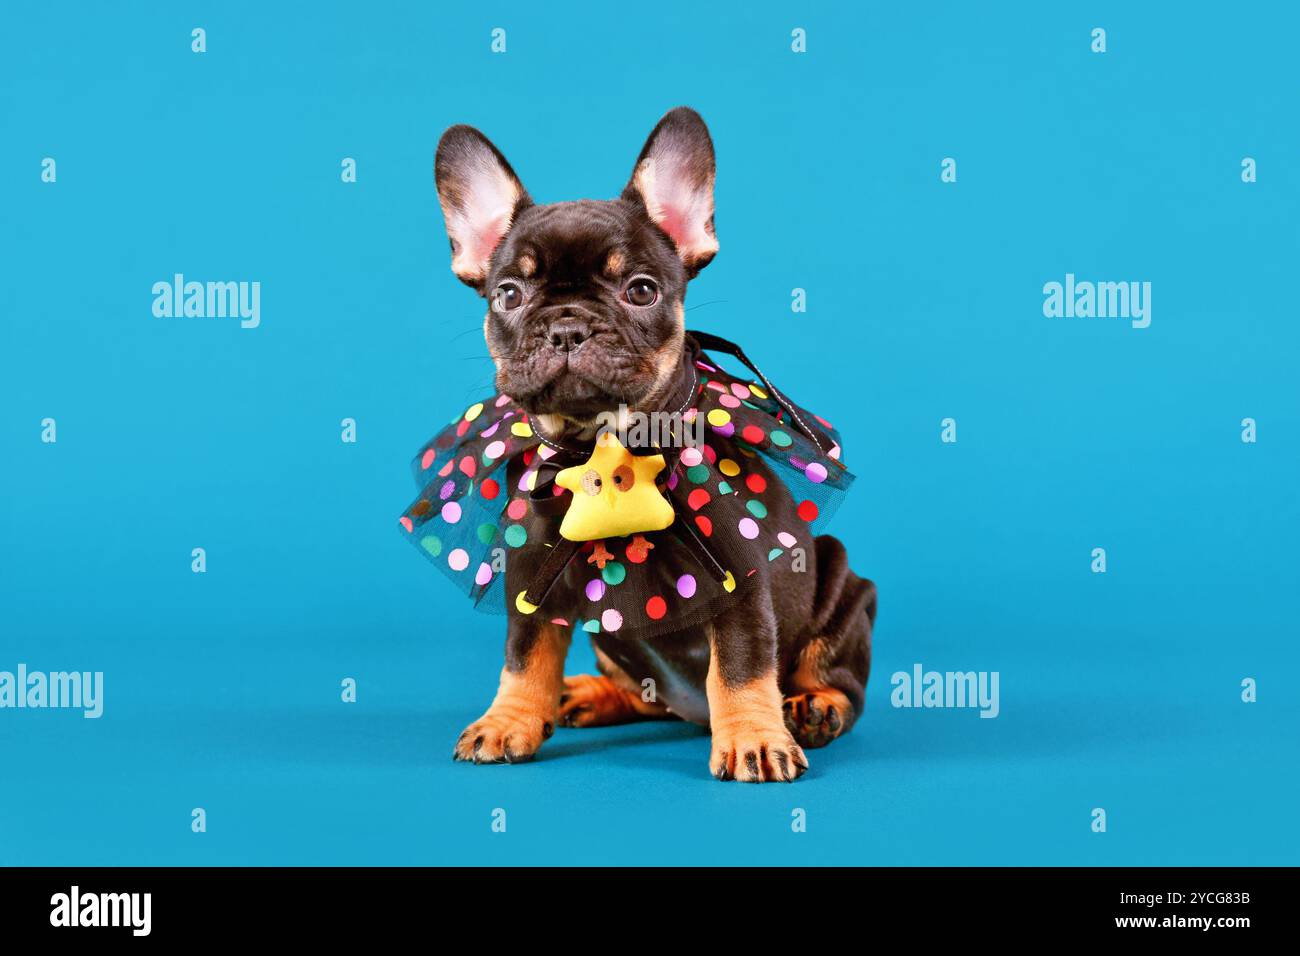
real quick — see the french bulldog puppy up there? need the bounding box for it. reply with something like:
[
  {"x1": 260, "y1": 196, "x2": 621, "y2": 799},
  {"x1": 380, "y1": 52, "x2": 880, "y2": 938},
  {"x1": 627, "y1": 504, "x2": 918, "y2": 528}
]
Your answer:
[{"x1": 434, "y1": 107, "x2": 875, "y2": 782}]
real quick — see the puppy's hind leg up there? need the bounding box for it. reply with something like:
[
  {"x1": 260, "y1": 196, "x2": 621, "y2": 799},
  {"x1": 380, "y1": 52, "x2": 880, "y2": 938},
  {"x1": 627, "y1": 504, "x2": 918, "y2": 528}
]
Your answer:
[
  {"x1": 560, "y1": 645, "x2": 671, "y2": 727},
  {"x1": 782, "y1": 535, "x2": 875, "y2": 749}
]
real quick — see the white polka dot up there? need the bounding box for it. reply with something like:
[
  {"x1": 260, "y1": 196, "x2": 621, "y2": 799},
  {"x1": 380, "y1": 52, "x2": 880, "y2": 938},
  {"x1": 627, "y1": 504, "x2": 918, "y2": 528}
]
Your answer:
[{"x1": 447, "y1": 548, "x2": 469, "y2": 571}]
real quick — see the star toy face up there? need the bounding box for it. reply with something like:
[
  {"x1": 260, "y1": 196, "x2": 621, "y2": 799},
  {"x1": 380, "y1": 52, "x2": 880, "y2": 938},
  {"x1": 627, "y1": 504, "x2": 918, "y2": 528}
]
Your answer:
[{"x1": 554, "y1": 432, "x2": 676, "y2": 542}]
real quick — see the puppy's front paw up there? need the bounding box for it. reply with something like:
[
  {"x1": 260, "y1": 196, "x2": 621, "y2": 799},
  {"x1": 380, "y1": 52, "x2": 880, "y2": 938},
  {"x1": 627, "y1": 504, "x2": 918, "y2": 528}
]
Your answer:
[
  {"x1": 709, "y1": 723, "x2": 807, "y2": 783},
  {"x1": 453, "y1": 709, "x2": 554, "y2": 764}
]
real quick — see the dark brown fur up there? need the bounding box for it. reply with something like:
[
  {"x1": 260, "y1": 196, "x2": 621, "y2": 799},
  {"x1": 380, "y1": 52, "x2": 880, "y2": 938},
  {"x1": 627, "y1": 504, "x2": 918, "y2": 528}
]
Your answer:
[{"x1": 436, "y1": 108, "x2": 874, "y2": 781}]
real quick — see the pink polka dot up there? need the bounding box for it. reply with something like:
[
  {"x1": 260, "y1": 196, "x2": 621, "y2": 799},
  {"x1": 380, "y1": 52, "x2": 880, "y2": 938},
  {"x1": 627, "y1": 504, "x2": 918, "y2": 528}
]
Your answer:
[
  {"x1": 507, "y1": 499, "x2": 528, "y2": 520},
  {"x1": 420, "y1": 449, "x2": 436, "y2": 470},
  {"x1": 475, "y1": 563, "x2": 493, "y2": 586},
  {"x1": 777, "y1": 531, "x2": 797, "y2": 548},
  {"x1": 585, "y1": 579, "x2": 606, "y2": 602},
  {"x1": 399, "y1": 516, "x2": 413, "y2": 532},
  {"x1": 459, "y1": 455, "x2": 476, "y2": 477},
  {"x1": 480, "y1": 421, "x2": 501, "y2": 438},
  {"x1": 680, "y1": 446, "x2": 703, "y2": 467},
  {"x1": 730, "y1": 382, "x2": 751, "y2": 400},
  {"x1": 676, "y1": 574, "x2": 697, "y2": 599},
  {"x1": 805, "y1": 462, "x2": 828, "y2": 483},
  {"x1": 441, "y1": 501, "x2": 462, "y2": 524},
  {"x1": 495, "y1": 394, "x2": 512, "y2": 407},
  {"x1": 485, "y1": 440, "x2": 506, "y2": 460},
  {"x1": 447, "y1": 549, "x2": 469, "y2": 571},
  {"x1": 438, "y1": 460, "x2": 454, "y2": 477},
  {"x1": 601, "y1": 608, "x2": 623, "y2": 632},
  {"x1": 719, "y1": 394, "x2": 741, "y2": 409},
  {"x1": 738, "y1": 517, "x2": 760, "y2": 539}
]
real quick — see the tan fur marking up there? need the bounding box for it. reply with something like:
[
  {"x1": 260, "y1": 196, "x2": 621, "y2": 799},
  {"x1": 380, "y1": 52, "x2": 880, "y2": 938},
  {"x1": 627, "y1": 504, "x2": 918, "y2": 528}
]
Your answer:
[
  {"x1": 604, "y1": 250, "x2": 625, "y2": 276},
  {"x1": 453, "y1": 623, "x2": 569, "y2": 762},
  {"x1": 705, "y1": 641, "x2": 806, "y2": 782},
  {"x1": 559, "y1": 673, "x2": 668, "y2": 727},
  {"x1": 516, "y1": 254, "x2": 536, "y2": 278}
]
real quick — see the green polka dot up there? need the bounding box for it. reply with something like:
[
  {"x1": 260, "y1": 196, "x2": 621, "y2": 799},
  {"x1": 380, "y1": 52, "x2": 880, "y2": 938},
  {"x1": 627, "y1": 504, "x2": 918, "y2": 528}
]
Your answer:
[
  {"x1": 476, "y1": 523, "x2": 498, "y2": 545},
  {"x1": 768, "y1": 548, "x2": 784, "y2": 561},
  {"x1": 747, "y1": 500, "x2": 768, "y2": 519},
  {"x1": 582, "y1": 619, "x2": 600, "y2": 634},
  {"x1": 686, "y1": 464, "x2": 710, "y2": 484},
  {"x1": 601, "y1": 561, "x2": 627, "y2": 585},
  {"x1": 717, "y1": 481, "x2": 733, "y2": 495},
  {"x1": 420, "y1": 535, "x2": 442, "y2": 557},
  {"x1": 770, "y1": 430, "x2": 792, "y2": 448},
  {"x1": 504, "y1": 524, "x2": 528, "y2": 548}
]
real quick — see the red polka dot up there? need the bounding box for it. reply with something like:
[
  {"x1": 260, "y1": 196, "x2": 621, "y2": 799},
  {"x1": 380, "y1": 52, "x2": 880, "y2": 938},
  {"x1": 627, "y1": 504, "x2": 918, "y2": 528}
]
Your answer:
[
  {"x1": 399, "y1": 516, "x2": 413, "y2": 532},
  {"x1": 702, "y1": 444, "x2": 717, "y2": 464},
  {"x1": 742, "y1": 425, "x2": 765, "y2": 445},
  {"x1": 459, "y1": 455, "x2": 476, "y2": 477},
  {"x1": 646, "y1": 596, "x2": 667, "y2": 620},
  {"x1": 438, "y1": 460, "x2": 454, "y2": 477},
  {"x1": 421, "y1": 449, "x2": 436, "y2": 470},
  {"x1": 687, "y1": 488, "x2": 711, "y2": 511},
  {"x1": 745, "y1": 473, "x2": 767, "y2": 493},
  {"x1": 479, "y1": 478, "x2": 500, "y2": 500},
  {"x1": 522, "y1": 449, "x2": 535, "y2": 466},
  {"x1": 456, "y1": 420, "x2": 470, "y2": 437},
  {"x1": 695, "y1": 515, "x2": 713, "y2": 536},
  {"x1": 797, "y1": 500, "x2": 819, "y2": 522},
  {"x1": 507, "y1": 498, "x2": 528, "y2": 520}
]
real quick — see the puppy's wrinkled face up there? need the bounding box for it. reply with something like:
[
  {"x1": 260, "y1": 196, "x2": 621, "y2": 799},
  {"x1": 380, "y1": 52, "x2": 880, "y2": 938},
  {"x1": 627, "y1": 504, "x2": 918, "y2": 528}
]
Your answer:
[{"x1": 434, "y1": 108, "x2": 718, "y2": 425}]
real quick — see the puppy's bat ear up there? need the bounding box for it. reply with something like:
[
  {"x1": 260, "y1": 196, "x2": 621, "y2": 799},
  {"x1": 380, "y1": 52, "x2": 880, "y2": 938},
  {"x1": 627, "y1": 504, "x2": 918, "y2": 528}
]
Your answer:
[
  {"x1": 622, "y1": 107, "x2": 718, "y2": 276},
  {"x1": 435, "y1": 125, "x2": 531, "y2": 290}
]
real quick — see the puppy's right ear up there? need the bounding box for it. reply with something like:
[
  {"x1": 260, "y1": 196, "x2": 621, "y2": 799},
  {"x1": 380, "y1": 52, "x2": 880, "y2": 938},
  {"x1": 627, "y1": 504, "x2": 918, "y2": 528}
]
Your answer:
[{"x1": 435, "y1": 125, "x2": 530, "y2": 290}]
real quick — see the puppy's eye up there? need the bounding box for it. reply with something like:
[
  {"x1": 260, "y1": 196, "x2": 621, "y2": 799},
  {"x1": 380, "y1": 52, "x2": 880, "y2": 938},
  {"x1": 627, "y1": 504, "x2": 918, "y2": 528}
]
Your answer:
[
  {"x1": 624, "y1": 278, "x2": 659, "y2": 308},
  {"x1": 493, "y1": 282, "x2": 525, "y2": 313}
]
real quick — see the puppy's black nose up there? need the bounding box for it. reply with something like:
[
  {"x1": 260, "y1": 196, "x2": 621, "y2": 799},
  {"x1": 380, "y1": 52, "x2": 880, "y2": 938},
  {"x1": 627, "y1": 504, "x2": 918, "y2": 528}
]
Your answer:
[{"x1": 548, "y1": 319, "x2": 589, "y2": 354}]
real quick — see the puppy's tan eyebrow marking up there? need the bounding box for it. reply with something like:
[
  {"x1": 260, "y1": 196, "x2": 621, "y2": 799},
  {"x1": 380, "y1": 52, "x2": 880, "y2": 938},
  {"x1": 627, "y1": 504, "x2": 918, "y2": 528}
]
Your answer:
[
  {"x1": 604, "y1": 250, "x2": 625, "y2": 277},
  {"x1": 516, "y1": 254, "x2": 537, "y2": 278}
]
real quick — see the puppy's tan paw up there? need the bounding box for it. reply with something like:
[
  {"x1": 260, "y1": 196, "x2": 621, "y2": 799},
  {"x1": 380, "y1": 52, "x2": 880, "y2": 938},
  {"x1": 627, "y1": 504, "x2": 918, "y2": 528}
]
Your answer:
[
  {"x1": 559, "y1": 673, "x2": 667, "y2": 727},
  {"x1": 453, "y1": 709, "x2": 554, "y2": 764},
  {"x1": 783, "y1": 688, "x2": 853, "y2": 749},
  {"x1": 709, "y1": 723, "x2": 807, "y2": 783}
]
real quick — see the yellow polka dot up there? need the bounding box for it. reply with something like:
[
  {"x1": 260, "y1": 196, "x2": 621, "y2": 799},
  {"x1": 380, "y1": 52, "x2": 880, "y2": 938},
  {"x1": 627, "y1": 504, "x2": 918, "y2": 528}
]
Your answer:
[
  {"x1": 464, "y1": 402, "x2": 484, "y2": 422},
  {"x1": 707, "y1": 409, "x2": 731, "y2": 427},
  {"x1": 524, "y1": 470, "x2": 537, "y2": 491},
  {"x1": 749, "y1": 383, "x2": 767, "y2": 399},
  {"x1": 515, "y1": 590, "x2": 539, "y2": 614},
  {"x1": 719, "y1": 458, "x2": 740, "y2": 477},
  {"x1": 511, "y1": 421, "x2": 533, "y2": 438},
  {"x1": 722, "y1": 571, "x2": 736, "y2": 593}
]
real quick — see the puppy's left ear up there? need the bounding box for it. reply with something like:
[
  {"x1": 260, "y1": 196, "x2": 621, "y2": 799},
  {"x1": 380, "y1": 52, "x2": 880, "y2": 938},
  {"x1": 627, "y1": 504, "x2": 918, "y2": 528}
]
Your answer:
[{"x1": 622, "y1": 107, "x2": 718, "y2": 276}]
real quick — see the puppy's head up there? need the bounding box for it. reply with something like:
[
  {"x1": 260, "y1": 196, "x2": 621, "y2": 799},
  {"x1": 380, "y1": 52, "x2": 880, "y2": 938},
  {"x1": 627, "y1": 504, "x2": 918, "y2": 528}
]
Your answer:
[{"x1": 434, "y1": 108, "x2": 718, "y2": 425}]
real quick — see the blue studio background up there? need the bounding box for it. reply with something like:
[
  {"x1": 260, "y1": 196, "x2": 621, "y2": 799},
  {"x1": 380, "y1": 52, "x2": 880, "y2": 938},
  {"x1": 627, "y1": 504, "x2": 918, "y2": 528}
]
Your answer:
[{"x1": 2, "y1": 2, "x2": 1297, "y2": 866}]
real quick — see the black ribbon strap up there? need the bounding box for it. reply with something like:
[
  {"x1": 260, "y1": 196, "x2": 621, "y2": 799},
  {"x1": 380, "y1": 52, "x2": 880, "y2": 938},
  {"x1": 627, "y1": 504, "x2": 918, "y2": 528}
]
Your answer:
[{"x1": 687, "y1": 329, "x2": 842, "y2": 465}]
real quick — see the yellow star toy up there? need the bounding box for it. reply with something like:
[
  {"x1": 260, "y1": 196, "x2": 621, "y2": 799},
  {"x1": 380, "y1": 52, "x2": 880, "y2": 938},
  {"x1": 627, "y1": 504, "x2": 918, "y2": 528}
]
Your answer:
[{"x1": 555, "y1": 432, "x2": 676, "y2": 542}]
